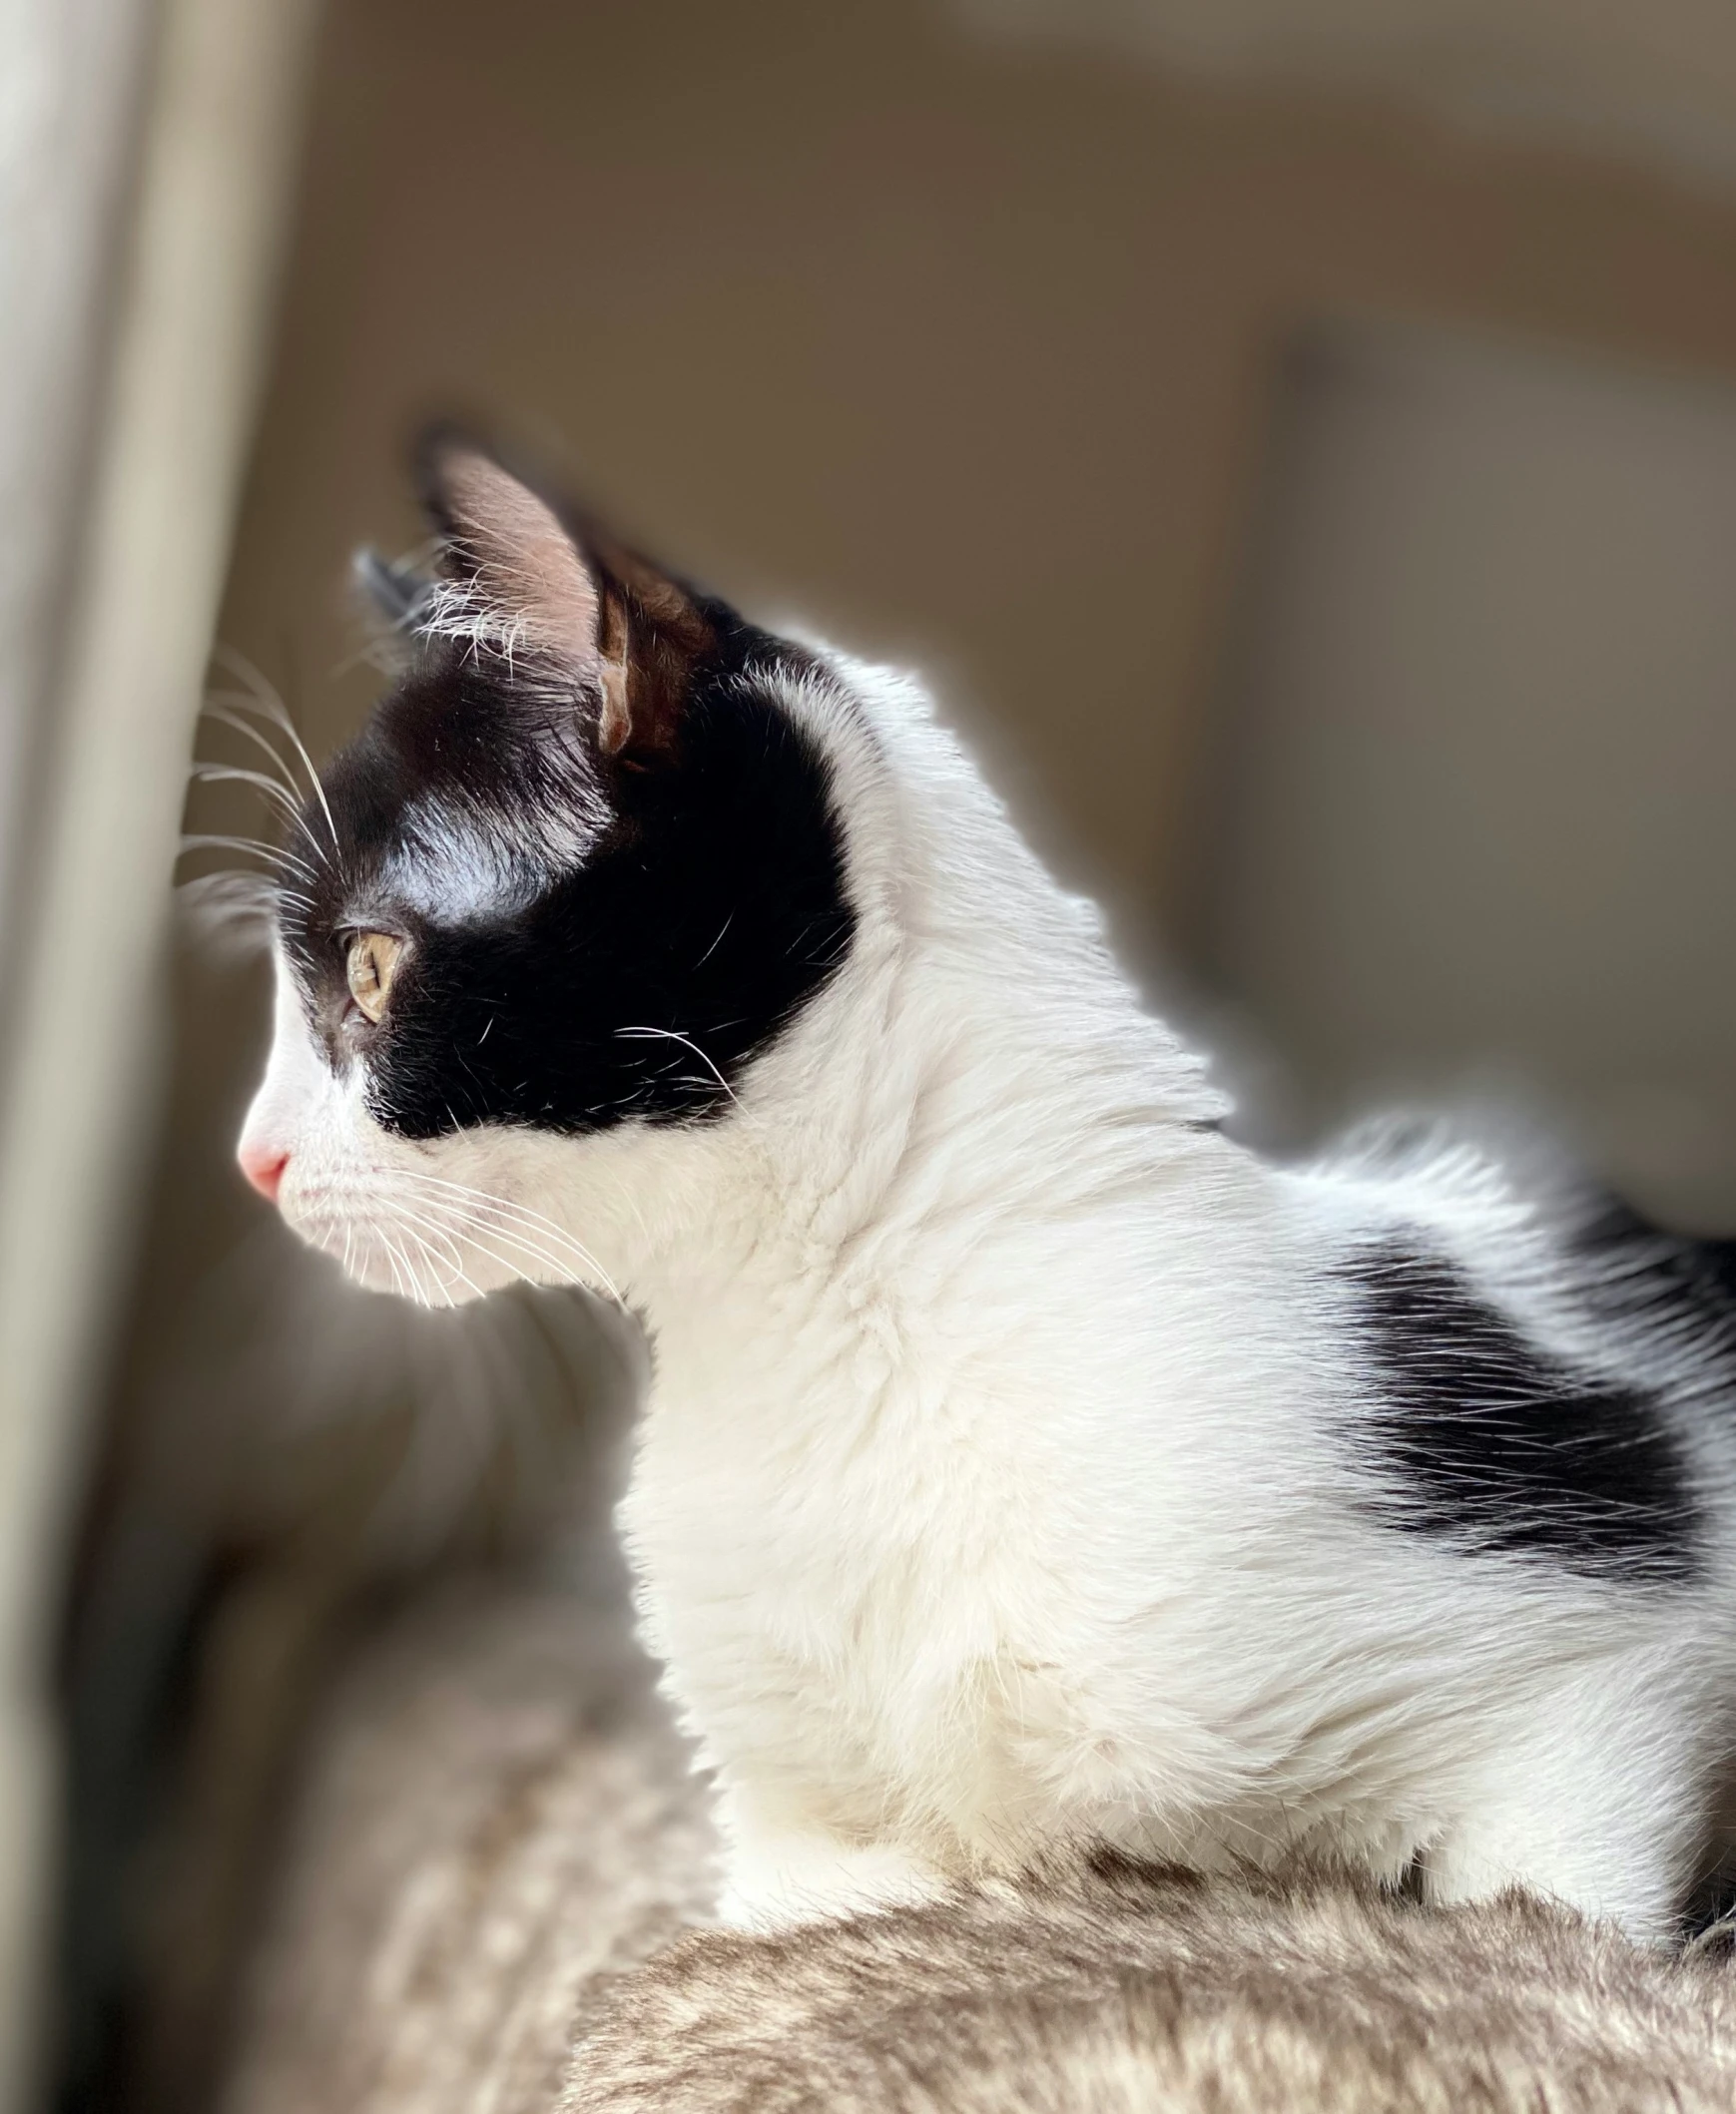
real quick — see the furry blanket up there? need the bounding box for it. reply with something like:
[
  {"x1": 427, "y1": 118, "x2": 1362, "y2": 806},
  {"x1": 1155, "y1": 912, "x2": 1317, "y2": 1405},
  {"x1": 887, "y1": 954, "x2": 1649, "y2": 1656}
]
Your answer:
[{"x1": 219, "y1": 1582, "x2": 1736, "y2": 2114}]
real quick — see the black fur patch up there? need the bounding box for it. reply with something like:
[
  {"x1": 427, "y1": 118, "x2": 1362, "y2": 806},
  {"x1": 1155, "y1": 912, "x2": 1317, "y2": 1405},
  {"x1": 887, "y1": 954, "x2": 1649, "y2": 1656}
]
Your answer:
[
  {"x1": 279, "y1": 608, "x2": 856, "y2": 1139},
  {"x1": 1342, "y1": 1241, "x2": 1703, "y2": 1582}
]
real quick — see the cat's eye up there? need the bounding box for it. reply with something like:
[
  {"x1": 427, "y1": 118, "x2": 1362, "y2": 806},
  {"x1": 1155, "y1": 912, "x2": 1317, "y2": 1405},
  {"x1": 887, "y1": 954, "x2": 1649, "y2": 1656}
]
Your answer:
[{"x1": 344, "y1": 931, "x2": 403, "y2": 1024}]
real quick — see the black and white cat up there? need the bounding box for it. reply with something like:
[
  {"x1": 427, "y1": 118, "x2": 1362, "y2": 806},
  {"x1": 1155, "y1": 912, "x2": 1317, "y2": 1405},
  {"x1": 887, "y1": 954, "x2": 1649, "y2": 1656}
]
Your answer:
[{"x1": 238, "y1": 436, "x2": 1736, "y2": 1940}]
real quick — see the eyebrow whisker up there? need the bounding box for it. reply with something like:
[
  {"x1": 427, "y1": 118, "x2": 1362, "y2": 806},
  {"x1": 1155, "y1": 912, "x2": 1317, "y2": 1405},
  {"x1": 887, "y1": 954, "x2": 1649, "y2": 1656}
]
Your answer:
[
  {"x1": 616, "y1": 1025, "x2": 738, "y2": 1107},
  {"x1": 209, "y1": 644, "x2": 341, "y2": 853},
  {"x1": 178, "y1": 832, "x2": 321, "y2": 884},
  {"x1": 188, "y1": 763, "x2": 331, "y2": 866}
]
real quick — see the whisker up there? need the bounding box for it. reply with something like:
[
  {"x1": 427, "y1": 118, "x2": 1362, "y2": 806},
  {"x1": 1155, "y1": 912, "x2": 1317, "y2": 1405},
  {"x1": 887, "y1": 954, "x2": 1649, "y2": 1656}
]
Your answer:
[
  {"x1": 386, "y1": 1225, "x2": 449, "y2": 1312},
  {"x1": 178, "y1": 832, "x2": 320, "y2": 883},
  {"x1": 382, "y1": 1166, "x2": 600, "y2": 1249},
  {"x1": 200, "y1": 701, "x2": 311, "y2": 806},
  {"x1": 360, "y1": 1207, "x2": 441, "y2": 1309},
  {"x1": 377, "y1": 1200, "x2": 466, "y2": 1275},
  {"x1": 695, "y1": 910, "x2": 735, "y2": 969},
  {"x1": 373, "y1": 1227, "x2": 411, "y2": 1302},
  {"x1": 616, "y1": 1025, "x2": 739, "y2": 1106},
  {"x1": 440, "y1": 1207, "x2": 624, "y2": 1311},
  {"x1": 188, "y1": 764, "x2": 330, "y2": 866},
  {"x1": 209, "y1": 644, "x2": 340, "y2": 852},
  {"x1": 387, "y1": 1183, "x2": 627, "y2": 1313},
  {"x1": 409, "y1": 1212, "x2": 564, "y2": 1303},
  {"x1": 380, "y1": 1167, "x2": 627, "y2": 1305},
  {"x1": 387, "y1": 1223, "x2": 459, "y2": 1309},
  {"x1": 375, "y1": 1200, "x2": 485, "y2": 1305},
  {"x1": 386, "y1": 1234, "x2": 428, "y2": 1306}
]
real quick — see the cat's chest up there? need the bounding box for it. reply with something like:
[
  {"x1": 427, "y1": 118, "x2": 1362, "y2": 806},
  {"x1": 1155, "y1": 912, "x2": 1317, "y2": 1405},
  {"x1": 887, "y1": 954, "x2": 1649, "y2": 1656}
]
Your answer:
[
  {"x1": 620, "y1": 1350, "x2": 1048, "y2": 1696},
  {"x1": 621, "y1": 1385, "x2": 1079, "y2": 1844}
]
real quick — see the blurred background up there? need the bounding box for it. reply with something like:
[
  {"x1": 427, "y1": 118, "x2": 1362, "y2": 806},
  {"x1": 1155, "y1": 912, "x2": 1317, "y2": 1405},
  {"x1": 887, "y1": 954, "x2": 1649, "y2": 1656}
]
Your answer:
[{"x1": 12, "y1": 0, "x2": 1736, "y2": 2108}]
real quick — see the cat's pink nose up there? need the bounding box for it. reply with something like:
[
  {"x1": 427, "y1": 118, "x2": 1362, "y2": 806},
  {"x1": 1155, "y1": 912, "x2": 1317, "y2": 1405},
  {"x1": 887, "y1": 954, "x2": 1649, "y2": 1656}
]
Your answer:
[{"x1": 239, "y1": 1141, "x2": 289, "y2": 1203}]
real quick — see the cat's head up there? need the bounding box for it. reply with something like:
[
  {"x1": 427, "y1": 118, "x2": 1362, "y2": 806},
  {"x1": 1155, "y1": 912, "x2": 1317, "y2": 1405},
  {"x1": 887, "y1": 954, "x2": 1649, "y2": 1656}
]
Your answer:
[{"x1": 236, "y1": 437, "x2": 858, "y2": 1302}]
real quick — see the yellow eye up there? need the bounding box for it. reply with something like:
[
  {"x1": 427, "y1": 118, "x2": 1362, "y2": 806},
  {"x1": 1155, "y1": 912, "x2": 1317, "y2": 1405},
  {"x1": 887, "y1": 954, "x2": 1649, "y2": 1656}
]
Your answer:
[{"x1": 345, "y1": 931, "x2": 403, "y2": 1023}]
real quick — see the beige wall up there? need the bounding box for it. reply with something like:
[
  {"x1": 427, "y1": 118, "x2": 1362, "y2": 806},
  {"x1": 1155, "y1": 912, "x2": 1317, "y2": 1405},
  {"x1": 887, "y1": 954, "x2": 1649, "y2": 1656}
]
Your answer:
[{"x1": 1195, "y1": 319, "x2": 1736, "y2": 1223}]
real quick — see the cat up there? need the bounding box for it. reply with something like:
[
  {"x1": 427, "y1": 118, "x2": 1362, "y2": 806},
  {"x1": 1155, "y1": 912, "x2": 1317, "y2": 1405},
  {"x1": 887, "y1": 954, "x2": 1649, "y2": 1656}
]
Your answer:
[{"x1": 237, "y1": 430, "x2": 1736, "y2": 1943}]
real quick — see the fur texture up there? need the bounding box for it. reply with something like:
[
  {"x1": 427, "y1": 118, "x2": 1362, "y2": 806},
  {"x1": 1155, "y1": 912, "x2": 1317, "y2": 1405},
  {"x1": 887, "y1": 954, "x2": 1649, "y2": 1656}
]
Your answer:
[
  {"x1": 566, "y1": 1855, "x2": 1736, "y2": 2114},
  {"x1": 238, "y1": 439, "x2": 1736, "y2": 1943}
]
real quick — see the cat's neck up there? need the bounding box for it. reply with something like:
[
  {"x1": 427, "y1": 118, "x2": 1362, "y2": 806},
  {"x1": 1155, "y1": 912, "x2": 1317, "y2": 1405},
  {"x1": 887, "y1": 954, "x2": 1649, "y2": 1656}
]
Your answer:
[
  {"x1": 515, "y1": 663, "x2": 1232, "y2": 1363},
  {"x1": 536, "y1": 922, "x2": 1227, "y2": 1381}
]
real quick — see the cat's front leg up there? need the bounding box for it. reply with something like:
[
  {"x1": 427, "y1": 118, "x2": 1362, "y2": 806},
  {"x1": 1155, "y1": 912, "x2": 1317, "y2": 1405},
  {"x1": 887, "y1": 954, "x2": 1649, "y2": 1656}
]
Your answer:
[
  {"x1": 1420, "y1": 1667, "x2": 1704, "y2": 1945},
  {"x1": 713, "y1": 1795, "x2": 944, "y2": 1930}
]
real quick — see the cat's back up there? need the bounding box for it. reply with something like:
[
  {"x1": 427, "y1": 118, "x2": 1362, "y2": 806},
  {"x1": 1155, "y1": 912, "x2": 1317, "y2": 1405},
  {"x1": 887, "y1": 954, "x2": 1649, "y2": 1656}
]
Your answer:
[{"x1": 1299, "y1": 1112, "x2": 1736, "y2": 1589}]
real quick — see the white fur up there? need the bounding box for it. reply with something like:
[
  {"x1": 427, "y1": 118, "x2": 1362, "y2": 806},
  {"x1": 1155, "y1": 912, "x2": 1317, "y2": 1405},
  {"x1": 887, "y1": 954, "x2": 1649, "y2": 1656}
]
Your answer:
[{"x1": 241, "y1": 649, "x2": 1736, "y2": 1941}]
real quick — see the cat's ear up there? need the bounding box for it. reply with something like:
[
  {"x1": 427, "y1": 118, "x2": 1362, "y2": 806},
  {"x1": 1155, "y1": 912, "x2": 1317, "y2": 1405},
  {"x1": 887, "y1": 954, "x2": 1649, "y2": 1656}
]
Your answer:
[{"x1": 414, "y1": 432, "x2": 714, "y2": 764}]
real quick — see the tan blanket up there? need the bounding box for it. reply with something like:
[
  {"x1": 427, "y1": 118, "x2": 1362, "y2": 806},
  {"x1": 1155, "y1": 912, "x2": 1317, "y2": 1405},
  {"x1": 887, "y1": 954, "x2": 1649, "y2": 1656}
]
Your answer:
[{"x1": 221, "y1": 1583, "x2": 1736, "y2": 2114}]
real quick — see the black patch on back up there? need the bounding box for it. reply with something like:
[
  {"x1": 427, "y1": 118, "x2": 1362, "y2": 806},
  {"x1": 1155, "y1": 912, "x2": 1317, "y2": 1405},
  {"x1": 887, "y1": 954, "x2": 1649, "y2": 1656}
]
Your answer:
[
  {"x1": 1341, "y1": 1241, "x2": 1704, "y2": 1582},
  {"x1": 279, "y1": 609, "x2": 856, "y2": 1139}
]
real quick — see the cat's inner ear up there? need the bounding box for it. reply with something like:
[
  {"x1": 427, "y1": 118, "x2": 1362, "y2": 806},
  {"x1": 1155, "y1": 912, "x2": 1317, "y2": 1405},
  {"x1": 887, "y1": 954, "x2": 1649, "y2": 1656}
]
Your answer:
[
  {"x1": 417, "y1": 438, "x2": 715, "y2": 763},
  {"x1": 421, "y1": 440, "x2": 606, "y2": 672}
]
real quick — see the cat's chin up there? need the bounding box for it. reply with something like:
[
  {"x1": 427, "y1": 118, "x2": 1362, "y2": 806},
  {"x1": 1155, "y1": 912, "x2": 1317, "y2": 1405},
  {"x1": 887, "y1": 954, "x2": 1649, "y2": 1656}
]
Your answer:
[
  {"x1": 337, "y1": 1249, "x2": 495, "y2": 1307},
  {"x1": 287, "y1": 1214, "x2": 506, "y2": 1308}
]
